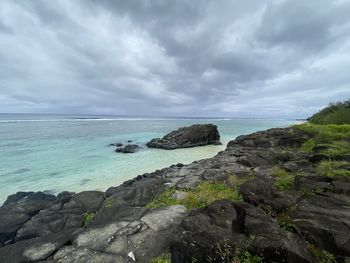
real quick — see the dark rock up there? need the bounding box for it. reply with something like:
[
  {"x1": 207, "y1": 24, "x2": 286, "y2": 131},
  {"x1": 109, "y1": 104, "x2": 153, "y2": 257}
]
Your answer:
[
  {"x1": 115, "y1": 144, "x2": 141, "y2": 153},
  {"x1": 309, "y1": 154, "x2": 330, "y2": 163},
  {"x1": 0, "y1": 231, "x2": 77, "y2": 263},
  {"x1": 63, "y1": 191, "x2": 105, "y2": 212},
  {"x1": 105, "y1": 177, "x2": 167, "y2": 207},
  {"x1": 109, "y1": 143, "x2": 123, "y2": 147},
  {"x1": 172, "y1": 200, "x2": 313, "y2": 263},
  {"x1": 146, "y1": 124, "x2": 221, "y2": 150},
  {"x1": 290, "y1": 193, "x2": 350, "y2": 258},
  {"x1": 127, "y1": 140, "x2": 133, "y2": 143},
  {"x1": 282, "y1": 160, "x2": 314, "y2": 172}
]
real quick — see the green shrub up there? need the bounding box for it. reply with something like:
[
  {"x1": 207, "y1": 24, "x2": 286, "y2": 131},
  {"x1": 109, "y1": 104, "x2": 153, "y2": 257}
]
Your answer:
[
  {"x1": 146, "y1": 181, "x2": 242, "y2": 210},
  {"x1": 308, "y1": 100, "x2": 350, "y2": 125}
]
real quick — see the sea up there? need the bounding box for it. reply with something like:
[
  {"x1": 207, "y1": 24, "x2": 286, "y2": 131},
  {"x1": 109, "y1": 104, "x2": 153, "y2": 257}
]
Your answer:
[{"x1": 0, "y1": 114, "x2": 297, "y2": 204}]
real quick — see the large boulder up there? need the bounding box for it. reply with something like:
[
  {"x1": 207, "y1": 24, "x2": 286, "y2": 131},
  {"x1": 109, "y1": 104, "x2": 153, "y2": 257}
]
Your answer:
[{"x1": 146, "y1": 124, "x2": 221, "y2": 150}]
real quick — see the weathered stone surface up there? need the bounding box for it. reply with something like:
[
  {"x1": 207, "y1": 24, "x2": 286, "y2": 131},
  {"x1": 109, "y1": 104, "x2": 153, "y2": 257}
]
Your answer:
[
  {"x1": 146, "y1": 124, "x2": 221, "y2": 150},
  {"x1": 0, "y1": 231, "x2": 76, "y2": 263},
  {"x1": 290, "y1": 193, "x2": 350, "y2": 258},
  {"x1": 63, "y1": 191, "x2": 105, "y2": 212},
  {"x1": 172, "y1": 200, "x2": 313, "y2": 263}
]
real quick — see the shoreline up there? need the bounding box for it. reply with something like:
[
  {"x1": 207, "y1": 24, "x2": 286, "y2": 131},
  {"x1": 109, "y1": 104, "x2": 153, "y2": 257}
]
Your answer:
[{"x1": 1, "y1": 124, "x2": 348, "y2": 262}]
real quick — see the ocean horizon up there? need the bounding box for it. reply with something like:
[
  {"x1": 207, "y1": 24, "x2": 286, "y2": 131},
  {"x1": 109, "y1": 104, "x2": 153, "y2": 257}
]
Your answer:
[{"x1": 0, "y1": 113, "x2": 297, "y2": 204}]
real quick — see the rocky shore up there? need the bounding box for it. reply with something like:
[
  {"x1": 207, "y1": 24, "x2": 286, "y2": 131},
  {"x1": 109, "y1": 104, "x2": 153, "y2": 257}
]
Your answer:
[{"x1": 1, "y1": 125, "x2": 349, "y2": 262}]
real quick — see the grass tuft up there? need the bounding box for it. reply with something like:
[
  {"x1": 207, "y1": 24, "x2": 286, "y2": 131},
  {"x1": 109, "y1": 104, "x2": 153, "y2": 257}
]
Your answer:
[
  {"x1": 150, "y1": 253, "x2": 171, "y2": 263},
  {"x1": 308, "y1": 244, "x2": 337, "y2": 263},
  {"x1": 146, "y1": 181, "x2": 242, "y2": 210},
  {"x1": 271, "y1": 167, "x2": 295, "y2": 191},
  {"x1": 316, "y1": 160, "x2": 350, "y2": 177}
]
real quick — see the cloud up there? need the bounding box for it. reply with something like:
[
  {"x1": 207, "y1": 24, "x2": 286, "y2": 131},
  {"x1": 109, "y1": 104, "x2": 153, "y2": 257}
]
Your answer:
[{"x1": 0, "y1": 0, "x2": 349, "y2": 117}]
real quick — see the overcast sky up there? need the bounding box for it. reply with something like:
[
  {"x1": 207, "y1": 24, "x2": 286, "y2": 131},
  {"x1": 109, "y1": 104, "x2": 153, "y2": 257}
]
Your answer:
[{"x1": 0, "y1": 0, "x2": 349, "y2": 118}]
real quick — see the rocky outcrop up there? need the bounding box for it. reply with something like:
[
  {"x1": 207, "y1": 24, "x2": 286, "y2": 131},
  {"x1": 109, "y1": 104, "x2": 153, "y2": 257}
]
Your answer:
[
  {"x1": 146, "y1": 124, "x2": 221, "y2": 150},
  {"x1": 0, "y1": 126, "x2": 349, "y2": 262},
  {"x1": 115, "y1": 144, "x2": 141, "y2": 153}
]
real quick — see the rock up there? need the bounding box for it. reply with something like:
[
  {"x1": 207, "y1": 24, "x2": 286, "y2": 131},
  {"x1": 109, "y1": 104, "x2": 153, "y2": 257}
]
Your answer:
[
  {"x1": 172, "y1": 191, "x2": 189, "y2": 201},
  {"x1": 105, "y1": 177, "x2": 167, "y2": 207},
  {"x1": 0, "y1": 231, "x2": 77, "y2": 263},
  {"x1": 282, "y1": 160, "x2": 314, "y2": 172},
  {"x1": 290, "y1": 193, "x2": 350, "y2": 258},
  {"x1": 63, "y1": 191, "x2": 105, "y2": 212},
  {"x1": 146, "y1": 124, "x2": 221, "y2": 150},
  {"x1": 171, "y1": 200, "x2": 313, "y2": 263},
  {"x1": 109, "y1": 143, "x2": 123, "y2": 147},
  {"x1": 115, "y1": 144, "x2": 141, "y2": 153}
]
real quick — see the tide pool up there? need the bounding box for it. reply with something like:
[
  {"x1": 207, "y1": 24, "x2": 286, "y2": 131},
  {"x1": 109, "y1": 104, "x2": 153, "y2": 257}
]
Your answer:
[{"x1": 0, "y1": 114, "x2": 297, "y2": 203}]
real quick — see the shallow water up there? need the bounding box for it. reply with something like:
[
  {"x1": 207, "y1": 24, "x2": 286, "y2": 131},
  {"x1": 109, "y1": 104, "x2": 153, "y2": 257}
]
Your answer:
[{"x1": 0, "y1": 114, "x2": 297, "y2": 203}]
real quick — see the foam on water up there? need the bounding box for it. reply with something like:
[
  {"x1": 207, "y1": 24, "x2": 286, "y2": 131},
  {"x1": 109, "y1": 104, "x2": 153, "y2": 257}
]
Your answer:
[{"x1": 0, "y1": 114, "x2": 297, "y2": 203}]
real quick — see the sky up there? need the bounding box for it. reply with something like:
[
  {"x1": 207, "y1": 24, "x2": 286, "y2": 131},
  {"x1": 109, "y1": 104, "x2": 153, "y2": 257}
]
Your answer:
[{"x1": 0, "y1": 0, "x2": 350, "y2": 118}]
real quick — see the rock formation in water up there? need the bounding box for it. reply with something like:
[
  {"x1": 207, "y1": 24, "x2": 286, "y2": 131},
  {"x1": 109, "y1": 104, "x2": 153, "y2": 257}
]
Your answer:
[{"x1": 146, "y1": 124, "x2": 221, "y2": 150}]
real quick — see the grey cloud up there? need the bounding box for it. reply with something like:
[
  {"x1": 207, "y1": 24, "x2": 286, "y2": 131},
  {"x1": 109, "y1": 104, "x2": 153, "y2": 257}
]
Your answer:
[{"x1": 0, "y1": 0, "x2": 349, "y2": 117}]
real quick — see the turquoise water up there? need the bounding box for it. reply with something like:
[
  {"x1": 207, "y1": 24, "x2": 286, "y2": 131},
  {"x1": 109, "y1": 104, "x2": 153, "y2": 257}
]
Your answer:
[{"x1": 0, "y1": 114, "x2": 297, "y2": 203}]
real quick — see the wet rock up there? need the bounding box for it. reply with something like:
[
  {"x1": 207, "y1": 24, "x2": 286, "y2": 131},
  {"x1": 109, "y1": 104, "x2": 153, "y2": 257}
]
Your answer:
[
  {"x1": 146, "y1": 124, "x2": 221, "y2": 150},
  {"x1": 109, "y1": 143, "x2": 123, "y2": 147},
  {"x1": 115, "y1": 144, "x2": 141, "y2": 153}
]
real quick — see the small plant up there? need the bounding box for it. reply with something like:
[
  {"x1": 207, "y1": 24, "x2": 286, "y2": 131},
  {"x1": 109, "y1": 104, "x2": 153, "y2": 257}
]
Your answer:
[
  {"x1": 146, "y1": 181, "x2": 242, "y2": 210},
  {"x1": 308, "y1": 244, "x2": 337, "y2": 263},
  {"x1": 205, "y1": 236, "x2": 263, "y2": 263},
  {"x1": 83, "y1": 212, "x2": 95, "y2": 225},
  {"x1": 271, "y1": 167, "x2": 295, "y2": 191},
  {"x1": 277, "y1": 212, "x2": 296, "y2": 233},
  {"x1": 105, "y1": 199, "x2": 113, "y2": 208},
  {"x1": 150, "y1": 253, "x2": 171, "y2": 263}
]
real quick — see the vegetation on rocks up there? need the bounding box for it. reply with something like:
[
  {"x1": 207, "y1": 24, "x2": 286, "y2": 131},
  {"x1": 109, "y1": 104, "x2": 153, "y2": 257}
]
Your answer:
[
  {"x1": 271, "y1": 167, "x2": 295, "y2": 191},
  {"x1": 308, "y1": 100, "x2": 350, "y2": 125},
  {"x1": 316, "y1": 160, "x2": 350, "y2": 177},
  {"x1": 308, "y1": 244, "x2": 337, "y2": 263},
  {"x1": 146, "y1": 181, "x2": 242, "y2": 210},
  {"x1": 82, "y1": 212, "x2": 95, "y2": 225},
  {"x1": 150, "y1": 253, "x2": 171, "y2": 263}
]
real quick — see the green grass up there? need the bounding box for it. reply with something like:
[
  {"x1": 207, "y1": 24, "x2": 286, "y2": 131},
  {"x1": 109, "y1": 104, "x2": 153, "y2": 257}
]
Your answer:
[
  {"x1": 294, "y1": 123, "x2": 350, "y2": 143},
  {"x1": 316, "y1": 160, "x2": 350, "y2": 177},
  {"x1": 271, "y1": 167, "x2": 295, "y2": 191},
  {"x1": 150, "y1": 253, "x2": 171, "y2": 263},
  {"x1": 83, "y1": 212, "x2": 95, "y2": 225},
  {"x1": 146, "y1": 181, "x2": 242, "y2": 210},
  {"x1": 308, "y1": 244, "x2": 337, "y2": 263},
  {"x1": 300, "y1": 139, "x2": 316, "y2": 153}
]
